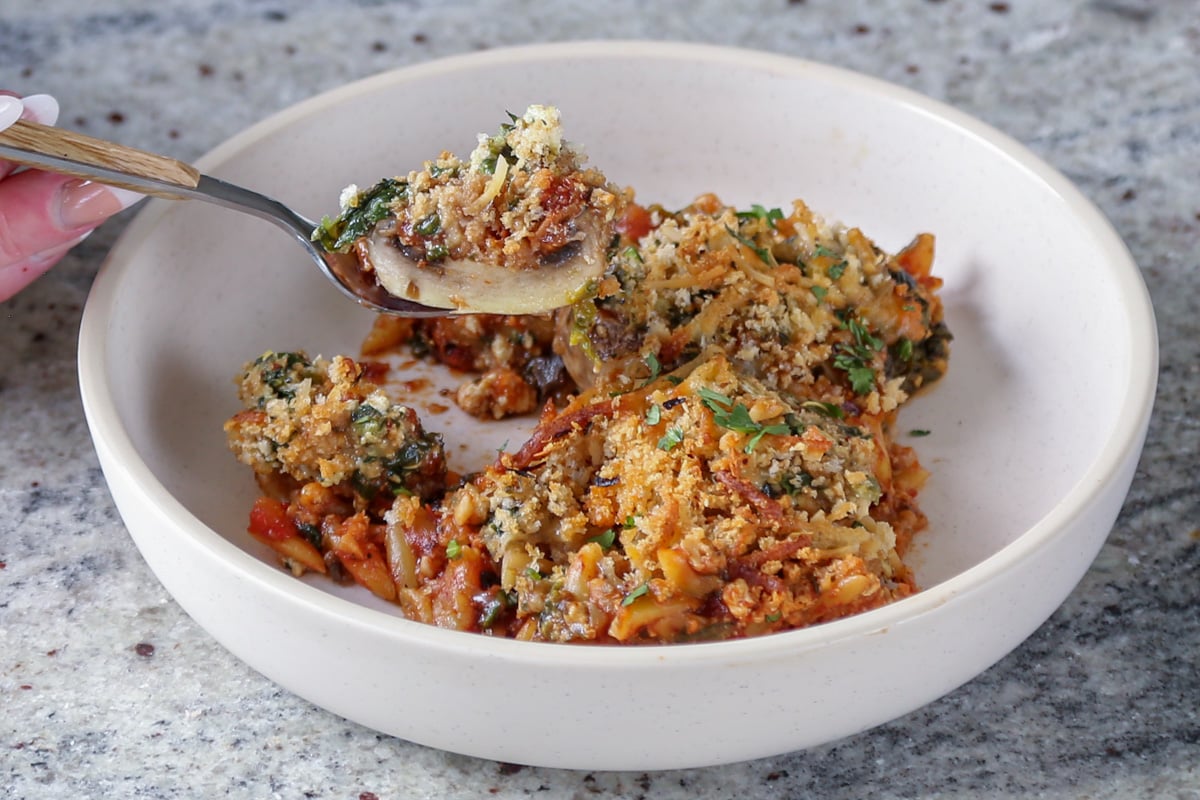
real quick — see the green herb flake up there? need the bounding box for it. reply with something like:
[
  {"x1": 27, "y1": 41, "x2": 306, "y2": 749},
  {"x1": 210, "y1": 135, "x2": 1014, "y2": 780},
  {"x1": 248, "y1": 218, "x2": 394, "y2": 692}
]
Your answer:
[
  {"x1": 645, "y1": 404, "x2": 662, "y2": 426},
  {"x1": 642, "y1": 352, "x2": 662, "y2": 386},
  {"x1": 811, "y1": 285, "x2": 828, "y2": 302},
  {"x1": 827, "y1": 261, "x2": 847, "y2": 280},
  {"x1": 446, "y1": 539, "x2": 462, "y2": 559},
  {"x1": 725, "y1": 225, "x2": 776, "y2": 266},
  {"x1": 833, "y1": 315, "x2": 884, "y2": 395},
  {"x1": 699, "y1": 385, "x2": 790, "y2": 451},
  {"x1": 657, "y1": 426, "x2": 685, "y2": 451},
  {"x1": 697, "y1": 386, "x2": 734, "y2": 409},
  {"x1": 622, "y1": 583, "x2": 651, "y2": 606},
  {"x1": 800, "y1": 400, "x2": 845, "y2": 419},
  {"x1": 735, "y1": 204, "x2": 784, "y2": 228},
  {"x1": 744, "y1": 423, "x2": 790, "y2": 454},
  {"x1": 588, "y1": 529, "x2": 617, "y2": 549},
  {"x1": 833, "y1": 355, "x2": 877, "y2": 396},
  {"x1": 909, "y1": 429, "x2": 932, "y2": 437}
]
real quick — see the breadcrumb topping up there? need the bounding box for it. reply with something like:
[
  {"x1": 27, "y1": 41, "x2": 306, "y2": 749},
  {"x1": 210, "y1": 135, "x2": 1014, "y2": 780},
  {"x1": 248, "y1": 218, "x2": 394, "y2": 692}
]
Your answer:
[{"x1": 229, "y1": 120, "x2": 951, "y2": 644}]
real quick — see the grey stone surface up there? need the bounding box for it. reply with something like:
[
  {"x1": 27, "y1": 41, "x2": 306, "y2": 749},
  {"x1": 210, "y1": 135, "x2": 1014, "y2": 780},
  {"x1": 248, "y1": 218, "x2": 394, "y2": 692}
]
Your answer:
[{"x1": 2, "y1": 1, "x2": 1197, "y2": 797}]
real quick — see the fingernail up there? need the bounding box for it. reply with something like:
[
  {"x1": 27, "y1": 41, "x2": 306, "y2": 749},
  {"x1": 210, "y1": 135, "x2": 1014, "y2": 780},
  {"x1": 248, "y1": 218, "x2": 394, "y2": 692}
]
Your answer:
[
  {"x1": 0, "y1": 95, "x2": 22, "y2": 129},
  {"x1": 20, "y1": 93, "x2": 60, "y2": 126},
  {"x1": 57, "y1": 180, "x2": 142, "y2": 230}
]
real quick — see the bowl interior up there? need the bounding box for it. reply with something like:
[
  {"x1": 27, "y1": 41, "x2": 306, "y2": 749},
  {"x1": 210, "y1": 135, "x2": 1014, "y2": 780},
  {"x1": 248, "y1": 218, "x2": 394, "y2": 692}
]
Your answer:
[{"x1": 88, "y1": 45, "x2": 1140, "y2": 618}]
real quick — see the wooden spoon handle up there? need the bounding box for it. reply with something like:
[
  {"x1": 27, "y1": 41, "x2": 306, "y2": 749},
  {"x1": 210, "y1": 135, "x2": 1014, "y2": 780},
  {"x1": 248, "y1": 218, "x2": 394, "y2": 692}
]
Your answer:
[{"x1": 0, "y1": 119, "x2": 200, "y2": 198}]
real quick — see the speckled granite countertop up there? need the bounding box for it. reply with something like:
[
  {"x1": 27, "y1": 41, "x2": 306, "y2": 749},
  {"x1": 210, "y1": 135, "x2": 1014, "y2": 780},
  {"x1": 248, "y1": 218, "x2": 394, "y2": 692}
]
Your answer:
[{"x1": 2, "y1": 1, "x2": 1197, "y2": 797}]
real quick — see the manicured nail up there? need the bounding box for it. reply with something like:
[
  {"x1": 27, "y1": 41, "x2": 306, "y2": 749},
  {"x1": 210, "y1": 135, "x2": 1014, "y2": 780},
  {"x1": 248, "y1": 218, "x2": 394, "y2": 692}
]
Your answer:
[
  {"x1": 19, "y1": 93, "x2": 60, "y2": 126},
  {"x1": 57, "y1": 180, "x2": 143, "y2": 230},
  {"x1": 0, "y1": 95, "x2": 22, "y2": 130}
]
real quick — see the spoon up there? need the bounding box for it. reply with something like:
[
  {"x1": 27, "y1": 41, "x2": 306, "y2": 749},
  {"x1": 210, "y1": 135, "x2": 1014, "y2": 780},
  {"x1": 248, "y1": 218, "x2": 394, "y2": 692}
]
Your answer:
[{"x1": 0, "y1": 120, "x2": 607, "y2": 317}]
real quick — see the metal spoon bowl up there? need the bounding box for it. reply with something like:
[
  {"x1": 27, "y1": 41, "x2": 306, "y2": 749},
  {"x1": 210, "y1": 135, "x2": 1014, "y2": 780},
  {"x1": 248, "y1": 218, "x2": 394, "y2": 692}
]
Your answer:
[{"x1": 0, "y1": 120, "x2": 596, "y2": 317}]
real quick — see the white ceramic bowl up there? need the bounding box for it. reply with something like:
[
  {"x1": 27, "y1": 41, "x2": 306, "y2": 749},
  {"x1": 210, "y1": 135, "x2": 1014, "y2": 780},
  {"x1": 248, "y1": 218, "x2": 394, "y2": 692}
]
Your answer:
[{"x1": 78, "y1": 42, "x2": 1156, "y2": 770}]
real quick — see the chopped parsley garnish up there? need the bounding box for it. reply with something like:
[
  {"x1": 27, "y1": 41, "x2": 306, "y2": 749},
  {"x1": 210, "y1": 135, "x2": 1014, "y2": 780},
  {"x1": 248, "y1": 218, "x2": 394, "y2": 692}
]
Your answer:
[
  {"x1": 725, "y1": 225, "x2": 776, "y2": 266},
  {"x1": 848, "y1": 315, "x2": 885, "y2": 352},
  {"x1": 446, "y1": 539, "x2": 462, "y2": 559},
  {"x1": 811, "y1": 285, "x2": 828, "y2": 302},
  {"x1": 588, "y1": 529, "x2": 617, "y2": 549},
  {"x1": 826, "y1": 261, "x2": 847, "y2": 280},
  {"x1": 909, "y1": 429, "x2": 931, "y2": 437},
  {"x1": 697, "y1": 386, "x2": 733, "y2": 408},
  {"x1": 800, "y1": 400, "x2": 845, "y2": 419},
  {"x1": 735, "y1": 204, "x2": 784, "y2": 228},
  {"x1": 477, "y1": 112, "x2": 520, "y2": 174},
  {"x1": 645, "y1": 404, "x2": 662, "y2": 426},
  {"x1": 698, "y1": 386, "x2": 789, "y2": 453},
  {"x1": 834, "y1": 356, "x2": 877, "y2": 396},
  {"x1": 622, "y1": 583, "x2": 650, "y2": 606},
  {"x1": 312, "y1": 178, "x2": 408, "y2": 253},
  {"x1": 657, "y1": 426, "x2": 685, "y2": 451},
  {"x1": 833, "y1": 315, "x2": 885, "y2": 395},
  {"x1": 641, "y1": 352, "x2": 662, "y2": 386}
]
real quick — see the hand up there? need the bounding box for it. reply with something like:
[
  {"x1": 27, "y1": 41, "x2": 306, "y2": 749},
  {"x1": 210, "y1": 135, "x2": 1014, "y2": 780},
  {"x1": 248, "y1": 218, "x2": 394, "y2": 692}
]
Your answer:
[{"x1": 0, "y1": 93, "x2": 141, "y2": 301}]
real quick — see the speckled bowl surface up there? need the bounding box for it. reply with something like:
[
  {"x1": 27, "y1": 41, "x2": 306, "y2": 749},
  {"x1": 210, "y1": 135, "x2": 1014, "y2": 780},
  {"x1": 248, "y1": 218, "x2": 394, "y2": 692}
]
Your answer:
[{"x1": 78, "y1": 41, "x2": 1156, "y2": 770}]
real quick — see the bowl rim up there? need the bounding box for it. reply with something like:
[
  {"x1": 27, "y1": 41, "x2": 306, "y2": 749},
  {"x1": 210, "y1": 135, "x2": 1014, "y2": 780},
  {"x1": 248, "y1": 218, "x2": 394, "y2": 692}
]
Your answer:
[{"x1": 78, "y1": 39, "x2": 1159, "y2": 667}]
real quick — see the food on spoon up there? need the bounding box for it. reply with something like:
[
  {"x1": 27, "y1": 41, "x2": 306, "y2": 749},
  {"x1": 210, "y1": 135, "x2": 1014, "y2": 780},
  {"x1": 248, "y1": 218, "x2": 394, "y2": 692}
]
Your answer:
[{"x1": 312, "y1": 105, "x2": 626, "y2": 314}]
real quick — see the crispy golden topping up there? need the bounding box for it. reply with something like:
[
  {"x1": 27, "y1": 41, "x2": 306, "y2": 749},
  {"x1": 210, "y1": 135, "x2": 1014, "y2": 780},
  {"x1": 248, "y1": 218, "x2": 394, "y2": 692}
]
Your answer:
[{"x1": 231, "y1": 181, "x2": 950, "y2": 643}]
